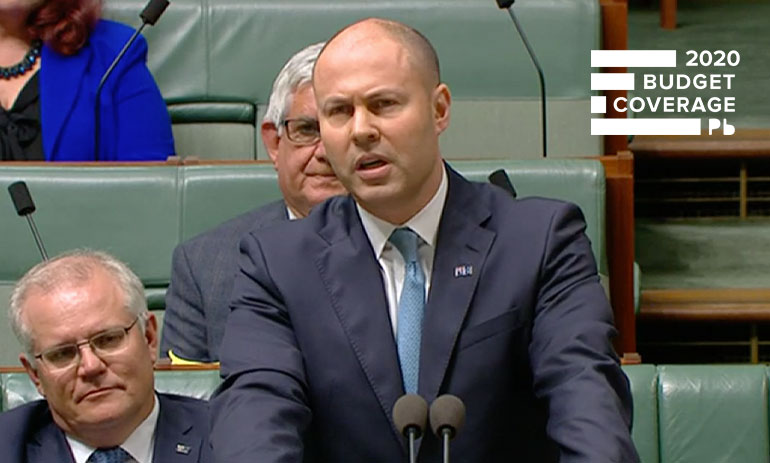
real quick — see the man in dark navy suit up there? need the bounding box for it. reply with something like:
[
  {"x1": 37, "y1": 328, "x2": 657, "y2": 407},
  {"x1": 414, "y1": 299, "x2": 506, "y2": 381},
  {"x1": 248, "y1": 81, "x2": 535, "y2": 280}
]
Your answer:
[
  {"x1": 1, "y1": 250, "x2": 211, "y2": 463},
  {"x1": 211, "y1": 18, "x2": 639, "y2": 462}
]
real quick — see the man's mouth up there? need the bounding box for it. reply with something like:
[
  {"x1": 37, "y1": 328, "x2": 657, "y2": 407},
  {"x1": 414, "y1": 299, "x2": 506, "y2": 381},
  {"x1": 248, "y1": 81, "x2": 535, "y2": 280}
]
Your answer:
[{"x1": 357, "y1": 158, "x2": 387, "y2": 170}]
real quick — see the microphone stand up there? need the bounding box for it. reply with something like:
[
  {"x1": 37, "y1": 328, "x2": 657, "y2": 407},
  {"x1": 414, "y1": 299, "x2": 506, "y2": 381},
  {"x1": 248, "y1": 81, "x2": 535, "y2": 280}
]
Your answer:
[
  {"x1": 497, "y1": 1, "x2": 548, "y2": 158},
  {"x1": 408, "y1": 427, "x2": 418, "y2": 463},
  {"x1": 93, "y1": 0, "x2": 169, "y2": 160}
]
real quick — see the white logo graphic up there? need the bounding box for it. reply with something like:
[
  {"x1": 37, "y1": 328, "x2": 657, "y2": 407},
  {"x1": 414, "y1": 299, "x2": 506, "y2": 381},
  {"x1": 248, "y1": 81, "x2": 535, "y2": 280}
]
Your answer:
[{"x1": 590, "y1": 50, "x2": 738, "y2": 136}]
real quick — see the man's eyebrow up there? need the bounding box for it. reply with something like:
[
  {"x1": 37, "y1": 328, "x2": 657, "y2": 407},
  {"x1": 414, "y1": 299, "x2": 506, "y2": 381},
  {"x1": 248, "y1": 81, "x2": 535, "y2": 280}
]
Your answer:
[{"x1": 320, "y1": 96, "x2": 351, "y2": 111}]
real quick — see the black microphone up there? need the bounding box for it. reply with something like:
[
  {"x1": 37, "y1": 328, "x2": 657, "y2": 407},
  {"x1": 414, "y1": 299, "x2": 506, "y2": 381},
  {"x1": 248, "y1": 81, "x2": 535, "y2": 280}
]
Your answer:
[
  {"x1": 429, "y1": 395, "x2": 465, "y2": 463},
  {"x1": 8, "y1": 181, "x2": 49, "y2": 261},
  {"x1": 93, "y1": 0, "x2": 170, "y2": 161},
  {"x1": 393, "y1": 394, "x2": 429, "y2": 463},
  {"x1": 495, "y1": 0, "x2": 547, "y2": 158},
  {"x1": 488, "y1": 169, "x2": 517, "y2": 199}
]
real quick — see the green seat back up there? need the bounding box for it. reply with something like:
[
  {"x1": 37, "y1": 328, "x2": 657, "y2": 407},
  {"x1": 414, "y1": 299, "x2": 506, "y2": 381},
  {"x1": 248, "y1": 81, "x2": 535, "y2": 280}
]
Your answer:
[
  {"x1": 622, "y1": 364, "x2": 659, "y2": 463},
  {"x1": 104, "y1": 0, "x2": 600, "y2": 160},
  {"x1": 1, "y1": 372, "x2": 41, "y2": 412},
  {"x1": 179, "y1": 163, "x2": 282, "y2": 240},
  {"x1": 657, "y1": 365, "x2": 769, "y2": 463}
]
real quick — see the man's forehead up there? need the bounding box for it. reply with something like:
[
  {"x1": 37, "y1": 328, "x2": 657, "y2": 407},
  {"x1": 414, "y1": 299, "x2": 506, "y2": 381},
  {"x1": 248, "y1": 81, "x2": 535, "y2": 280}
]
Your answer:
[{"x1": 317, "y1": 22, "x2": 403, "y2": 69}]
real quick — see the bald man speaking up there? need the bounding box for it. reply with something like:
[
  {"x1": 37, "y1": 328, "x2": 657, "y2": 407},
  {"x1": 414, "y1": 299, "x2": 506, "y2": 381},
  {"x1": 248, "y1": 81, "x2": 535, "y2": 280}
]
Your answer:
[{"x1": 211, "y1": 18, "x2": 638, "y2": 462}]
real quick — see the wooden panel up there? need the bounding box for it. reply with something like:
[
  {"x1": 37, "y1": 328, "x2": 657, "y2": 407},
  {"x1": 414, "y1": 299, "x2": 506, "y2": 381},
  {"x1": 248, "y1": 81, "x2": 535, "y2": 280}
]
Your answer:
[
  {"x1": 630, "y1": 130, "x2": 770, "y2": 159},
  {"x1": 640, "y1": 288, "x2": 770, "y2": 321},
  {"x1": 599, "y1": 151, "x2": 636, "y2": 354},
  {"x1": 661, "y1": 0, "x2": 677, "y2": 29}
]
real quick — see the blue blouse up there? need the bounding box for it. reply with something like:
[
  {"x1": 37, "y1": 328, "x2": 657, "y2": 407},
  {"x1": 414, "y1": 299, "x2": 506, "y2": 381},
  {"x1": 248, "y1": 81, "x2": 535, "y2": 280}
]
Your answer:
[{"x1": 40, "y1": 19, "x2": 174, "y2": 161}]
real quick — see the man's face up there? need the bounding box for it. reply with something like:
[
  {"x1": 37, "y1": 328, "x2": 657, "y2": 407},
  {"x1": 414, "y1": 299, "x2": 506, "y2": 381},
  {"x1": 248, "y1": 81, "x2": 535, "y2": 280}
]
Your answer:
[
  {"x1": 262, "y1": 84, "x2": 346, "y2": 217},
  {"x1": 20, "y1": 269, "x2": 157, "y2": 441},
  {"x1": 313, "y1": 24, "x2": 451, "y2": 224}
]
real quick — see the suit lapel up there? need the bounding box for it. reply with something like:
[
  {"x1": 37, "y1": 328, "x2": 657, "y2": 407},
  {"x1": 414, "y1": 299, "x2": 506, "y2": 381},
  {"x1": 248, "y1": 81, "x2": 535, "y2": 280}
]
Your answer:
[
  {"x1": 40, "y1": 43, "x2": 91, "y2": 161},
  {"x1": 152, "y1": 395, "x2": 202, "y2": 463},
  {"x1": 314, "y1": 198, "x2": 405, "y2": 446},
  {"x1": 26, "y1": 417, "x2": 75, "y2": 463},
  {"x1": 418, "y1": 168, "x2": 495, "y2": 403}
]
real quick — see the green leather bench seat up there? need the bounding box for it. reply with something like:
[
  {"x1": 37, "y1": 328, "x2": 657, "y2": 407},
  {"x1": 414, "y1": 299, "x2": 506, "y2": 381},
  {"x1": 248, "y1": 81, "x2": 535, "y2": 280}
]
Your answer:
[
  {"x1": 0, "y1": 160, "x2": 606, "y2": 364},
  {"x1": 621, "y1": 364, "x2": 770, "y2": 463},
  {"x1": 103, "y1": 0, "x2": 600, "y2": 160},
  {"x1": 0, "y1": 369, "x2": 221, "y2": 412}
]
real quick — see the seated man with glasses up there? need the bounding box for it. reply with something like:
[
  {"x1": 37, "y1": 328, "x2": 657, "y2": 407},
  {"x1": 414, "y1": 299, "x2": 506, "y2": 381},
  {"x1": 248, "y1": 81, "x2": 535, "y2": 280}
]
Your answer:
[
  {"x1": 0, "y1": 250, "x2": 211, "y2": 463},
  {"x1": 160, "y1": 42, "x2": 346, "y2": 364}
]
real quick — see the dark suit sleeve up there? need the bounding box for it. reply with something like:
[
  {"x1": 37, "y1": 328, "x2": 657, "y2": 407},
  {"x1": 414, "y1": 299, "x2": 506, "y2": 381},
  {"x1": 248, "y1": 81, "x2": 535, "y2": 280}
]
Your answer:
[
  {"x1": 210, "y1": 232, "x2": 311, "y2": 462},
  {"x1": 161, "y1": 244, "x2": 211, "y2": 362},
  {"x1": 529, "y1": 203, "x2": 639, "y2": 462}
]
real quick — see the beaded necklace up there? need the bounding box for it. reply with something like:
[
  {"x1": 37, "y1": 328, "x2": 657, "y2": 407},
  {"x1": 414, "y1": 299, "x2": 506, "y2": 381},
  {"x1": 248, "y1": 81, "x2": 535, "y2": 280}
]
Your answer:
[{"x1": 0, "y1": 40, "x2": 42, "y2": 80}]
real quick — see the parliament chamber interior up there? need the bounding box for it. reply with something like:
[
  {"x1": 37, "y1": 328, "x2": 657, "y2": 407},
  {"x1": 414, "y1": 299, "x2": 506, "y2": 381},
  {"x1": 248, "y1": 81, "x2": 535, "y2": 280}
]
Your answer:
[{"x1": 2, "y1": 0, "x2": 770, "y2": 461}]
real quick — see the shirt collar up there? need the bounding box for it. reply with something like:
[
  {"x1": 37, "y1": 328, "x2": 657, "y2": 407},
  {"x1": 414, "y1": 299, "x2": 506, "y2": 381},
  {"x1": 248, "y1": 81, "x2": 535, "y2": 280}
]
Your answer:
[
  {"x1": 67, "y1": 393, "x2": 160, "y2": 463},
  {"x1": 358, "y1": 165, "x2": 448, "y2": 258}
]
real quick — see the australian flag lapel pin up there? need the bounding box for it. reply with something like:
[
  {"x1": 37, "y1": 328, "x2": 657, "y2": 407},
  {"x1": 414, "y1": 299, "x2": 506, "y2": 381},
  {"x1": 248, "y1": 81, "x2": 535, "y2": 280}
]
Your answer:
[
  {"x1": 453, "y1": 264, "x2": 473, "y2": 278},
  {"x1": 176, "y1": 443, "x2": 191, "y2": 455}
]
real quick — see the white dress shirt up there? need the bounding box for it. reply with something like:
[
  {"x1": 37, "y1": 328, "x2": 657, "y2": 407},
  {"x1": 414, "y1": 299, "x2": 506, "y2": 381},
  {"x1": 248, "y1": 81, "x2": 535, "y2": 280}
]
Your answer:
[
  {"x1": 67, "y1": 393, "x2": 160, "y2": 463},
  {"x1": 358, "y1": 166, "x2": 448, "y2": 336}
]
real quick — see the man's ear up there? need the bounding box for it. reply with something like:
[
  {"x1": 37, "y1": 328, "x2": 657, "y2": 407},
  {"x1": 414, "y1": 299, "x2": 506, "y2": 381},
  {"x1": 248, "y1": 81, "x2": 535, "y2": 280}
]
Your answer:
[
  {"x1": 20, "y1": 354, "x2": 45, "y2": 397},
  {"x1": 144, "y1": 313, "x2": 159, "y2": 364},
  {"x1": 261, "y1": 122, "x2": 281, "y2": 166},
  {"x1": 432, "y1": 83, "x2": 451, "y2": 135}
]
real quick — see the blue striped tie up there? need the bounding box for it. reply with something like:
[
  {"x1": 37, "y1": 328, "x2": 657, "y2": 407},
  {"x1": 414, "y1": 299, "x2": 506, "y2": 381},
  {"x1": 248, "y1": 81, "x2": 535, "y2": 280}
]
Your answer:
[
  {"x1": 87, "y1": 447, "x2": 133, "y2": 463},
  {"x1": 389, "y1": 227, "x2": 425, "y2": 394}
]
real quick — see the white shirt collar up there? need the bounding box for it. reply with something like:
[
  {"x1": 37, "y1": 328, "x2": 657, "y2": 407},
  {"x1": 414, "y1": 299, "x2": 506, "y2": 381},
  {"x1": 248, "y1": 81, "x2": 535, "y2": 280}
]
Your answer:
[
  {"x1": 286, "y1": 207, "x2": 299, "y2": 221},
  {"x1": 67, "y1": 393, "x2": 160, "y2": 463},
  {"x1": 358, "y1": 165, "x2": 448, "y2": 257}
]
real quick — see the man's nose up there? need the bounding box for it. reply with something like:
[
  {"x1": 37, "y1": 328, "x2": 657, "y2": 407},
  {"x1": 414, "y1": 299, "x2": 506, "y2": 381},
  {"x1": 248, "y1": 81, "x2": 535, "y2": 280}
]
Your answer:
[
  {"x1": 76, "y1": 343, "x2": 107, "y2": 376},
  {"x1": 351, "y1": 109, "x2": 379, "y2": 147}
]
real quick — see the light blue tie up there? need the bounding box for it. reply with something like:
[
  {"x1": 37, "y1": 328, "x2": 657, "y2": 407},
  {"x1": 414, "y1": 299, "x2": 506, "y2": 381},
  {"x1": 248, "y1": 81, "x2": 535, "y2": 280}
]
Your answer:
[
  {"x1": 389, "y1": 227, "x2": 425, "y2": 394},
  {"x1": 87, "y1": 447, "x2": 133, "y2": 463}
]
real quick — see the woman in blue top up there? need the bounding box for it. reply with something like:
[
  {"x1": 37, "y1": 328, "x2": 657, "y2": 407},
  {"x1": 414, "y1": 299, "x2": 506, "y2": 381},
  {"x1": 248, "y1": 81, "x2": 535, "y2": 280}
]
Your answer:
[{"x1": 0, "y1": 0, "x2": 174, "y2": 161}]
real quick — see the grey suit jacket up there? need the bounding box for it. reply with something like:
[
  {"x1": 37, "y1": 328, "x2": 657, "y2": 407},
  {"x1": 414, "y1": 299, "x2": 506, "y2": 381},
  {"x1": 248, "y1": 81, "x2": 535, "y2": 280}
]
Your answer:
[
  {"x1": 211, "y1": 167, "x2": 638, "y2": 462},
  {"x1": 161, "y1": 200, "x2": 288, "y2": 362},
  {"x1": 0, "y1": 393, "x2": 211, "y2": 462}
]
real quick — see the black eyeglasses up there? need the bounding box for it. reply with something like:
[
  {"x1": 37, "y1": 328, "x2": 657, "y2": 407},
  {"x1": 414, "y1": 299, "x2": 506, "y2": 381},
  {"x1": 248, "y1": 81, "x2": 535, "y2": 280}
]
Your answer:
[
  {"x1": 282, "y1": 118, "x2": 321, "y2": 145},
  {"x1": 34, "y1": 317, "x2": 140, "y2": 371}
]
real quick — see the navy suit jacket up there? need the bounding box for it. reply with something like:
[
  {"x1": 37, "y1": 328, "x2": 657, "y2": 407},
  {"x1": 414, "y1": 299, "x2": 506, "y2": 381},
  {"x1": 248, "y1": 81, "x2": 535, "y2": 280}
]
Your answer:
[
  {"x1": 211, "y1": 167, "x2": 638, "y2": 462},
  {"x1": 0, "y1": 393, "x2": 211, "y2": 462},
  {"x1": 161, "y1": 200, "x2": 288, "y2": 362},
  {"x1": 40, "y1": 20, "x2": 173, "y2": 161}
]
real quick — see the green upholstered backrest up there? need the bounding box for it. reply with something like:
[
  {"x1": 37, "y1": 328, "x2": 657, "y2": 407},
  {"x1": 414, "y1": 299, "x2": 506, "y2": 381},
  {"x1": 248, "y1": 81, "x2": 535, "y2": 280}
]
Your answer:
[
  {"x1": 0, "y1": 165, "x2": 179, "y2": 285},
  {"x1": 657, "y1": 365, "x2": 770, "y2": 463},
  {"x1": 0, "y1": 372, "x2": 40, "y2": 412},
  {"x1": 0, "y1": 160, "x2": 606, "y2": 364},
  {"x1": 103, "y1": 0, "x2": 601, "y2": 160},
  {"x1": 450, "y1": 159, "x2": 606, "y2": 275},
  {"x1": 0, "y1": 369, "x2": 221, "y2": 412},
  {"x1": 179, "y1": 163, "x2": 283, "y2": 240},
  {"x1": 622, "y1": 364, "x2": 660, "y2": 463}
]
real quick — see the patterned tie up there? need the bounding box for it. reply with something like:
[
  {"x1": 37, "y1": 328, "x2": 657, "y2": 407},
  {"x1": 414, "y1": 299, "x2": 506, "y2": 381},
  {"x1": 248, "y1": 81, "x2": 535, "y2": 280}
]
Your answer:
[
  {"x1": 87, "y1": 447, "x2": 133, "y2": 463},
  {"x1": 389, "y1": 227, "x2": 426, "y2": 394}
]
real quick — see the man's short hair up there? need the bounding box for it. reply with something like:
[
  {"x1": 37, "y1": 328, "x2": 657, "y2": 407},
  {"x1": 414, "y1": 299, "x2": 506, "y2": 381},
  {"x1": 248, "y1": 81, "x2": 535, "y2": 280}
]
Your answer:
[
  {"x1": 9, "y1": 249, "x2": 149, "y2": 360},
  {"x1": 263, "y1": 42, "x2": 325, "y2": 134}
]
